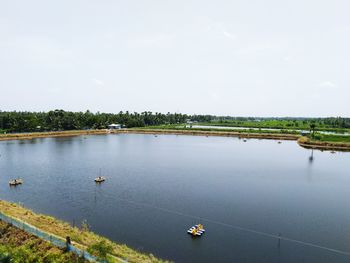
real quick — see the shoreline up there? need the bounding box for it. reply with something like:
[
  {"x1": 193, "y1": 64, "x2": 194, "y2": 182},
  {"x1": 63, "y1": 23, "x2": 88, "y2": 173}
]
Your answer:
[
  {"x1": 0, "y1": 129, "x2": 109, "y2": 141},
  {"x1": 0, "y1": 200, "x2": 167, "y2": 263},
  {"x1": 1, "y1": 129, "x2": 350, "y2": 151},
  {"x1": 297, "y1": 137, "x2": 350, "y2": 152},
  {"x1": 114, "y1": 128, "x2": 299, "y2": 141}
]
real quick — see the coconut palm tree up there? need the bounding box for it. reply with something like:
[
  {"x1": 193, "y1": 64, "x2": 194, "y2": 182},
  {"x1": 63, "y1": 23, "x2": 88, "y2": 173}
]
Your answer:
[{"x1": 310, "y1": 123, "x2": 316, "y2": 138}]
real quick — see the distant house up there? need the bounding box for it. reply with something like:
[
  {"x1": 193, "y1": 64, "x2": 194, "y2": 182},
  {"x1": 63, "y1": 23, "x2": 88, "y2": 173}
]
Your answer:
[{"x1": 108, "y1": 124, "x2": 122, "y2": 129}]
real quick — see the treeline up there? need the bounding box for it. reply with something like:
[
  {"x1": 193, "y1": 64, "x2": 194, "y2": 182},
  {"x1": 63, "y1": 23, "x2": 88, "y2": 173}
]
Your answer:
[
  {"x1": 1, "y1": 110, "x2": 349, "y2": 133},
  {"x1": 0, "y1": 110, "x2": 213, "y2": 133}
]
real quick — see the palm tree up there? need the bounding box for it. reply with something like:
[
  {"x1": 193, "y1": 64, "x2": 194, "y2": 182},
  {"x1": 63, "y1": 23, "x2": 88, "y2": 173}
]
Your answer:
[{"x1": 310, "y1": 123, "x2": 316, "y2": 138}]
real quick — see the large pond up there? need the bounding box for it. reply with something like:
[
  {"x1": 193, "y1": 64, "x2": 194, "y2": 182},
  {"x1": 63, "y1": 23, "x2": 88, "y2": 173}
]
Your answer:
[{"x1": 0, "y1": 134, "x2": 350, "y2": 263}]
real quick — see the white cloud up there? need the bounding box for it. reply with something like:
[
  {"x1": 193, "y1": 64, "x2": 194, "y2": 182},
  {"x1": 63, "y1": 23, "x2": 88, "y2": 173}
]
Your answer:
[
  {"x1": 319, "y1": 81, "x2": 336, "y2": 89},
  {"x1": 47, "y1": 87, "x2": 61, "y2": 94},
  {"x1": 132, "y1": 34, "x2": 176, "y2": 48},
  {"x1": 206, "y1": 22, "x2": 237, "y2": 40},
  {"x1": 92, "y1": 78, "x2": 104, "y2": 88},
  {"x1": 222, "y1": 30, "x2": 237, "y2": 40},
  {"x1": 283, "y1": 56, "x2": 291, "y2": 62}
]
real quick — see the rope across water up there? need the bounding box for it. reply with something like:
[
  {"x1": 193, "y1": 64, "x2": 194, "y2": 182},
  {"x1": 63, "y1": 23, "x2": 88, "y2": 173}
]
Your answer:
[{"x1": 112, "y1": 195, "x2": 350, "y2": 257}]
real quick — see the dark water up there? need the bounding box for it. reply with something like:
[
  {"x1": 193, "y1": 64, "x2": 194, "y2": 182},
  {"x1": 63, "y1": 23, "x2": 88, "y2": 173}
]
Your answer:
[{"x1": 1, "y1": 134, "x2": 350, "y2": 263}]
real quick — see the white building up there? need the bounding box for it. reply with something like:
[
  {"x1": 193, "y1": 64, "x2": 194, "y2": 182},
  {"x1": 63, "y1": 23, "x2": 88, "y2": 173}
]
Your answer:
[{"x1": 108, "y1": 124, "x2": 122, "y2": 129}]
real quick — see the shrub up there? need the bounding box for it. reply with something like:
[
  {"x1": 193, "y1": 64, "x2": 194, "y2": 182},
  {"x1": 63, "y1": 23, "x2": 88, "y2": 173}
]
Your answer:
[{"x1": 87, "y1": 240, "x2": 113, "y2": 262}]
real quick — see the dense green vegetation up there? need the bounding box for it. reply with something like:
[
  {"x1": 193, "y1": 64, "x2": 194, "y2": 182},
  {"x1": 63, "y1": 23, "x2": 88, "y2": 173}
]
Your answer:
[
  {"x1": 1, "y1": 110, "x2": 349, "y2": 142},
  {"x1": 0, "y1": 110, "x2": 211, "y2": 133}
]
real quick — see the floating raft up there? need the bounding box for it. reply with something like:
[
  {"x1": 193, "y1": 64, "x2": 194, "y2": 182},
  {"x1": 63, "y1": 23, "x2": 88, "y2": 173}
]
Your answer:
[
  {"x1": 187, "y1": 224, "x2": 205, "y2": 237},
  {"x1": 94, "y1": 176, "x2": 106, "y2": 183},
  {"x1": 9, "y1": 179, "x2": 23, "y2": 186}
]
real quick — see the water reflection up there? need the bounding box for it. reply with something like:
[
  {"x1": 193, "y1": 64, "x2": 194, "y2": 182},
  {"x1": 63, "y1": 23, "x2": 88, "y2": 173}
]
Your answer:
[{"x1": 309, "y1": 149, "x2": 314, "y2": 163}]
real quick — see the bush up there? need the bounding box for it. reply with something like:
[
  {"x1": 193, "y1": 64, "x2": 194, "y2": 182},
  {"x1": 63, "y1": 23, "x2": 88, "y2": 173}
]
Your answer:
[{"x1": 87, "y1": 240, "x2": 113, "y2": 262}]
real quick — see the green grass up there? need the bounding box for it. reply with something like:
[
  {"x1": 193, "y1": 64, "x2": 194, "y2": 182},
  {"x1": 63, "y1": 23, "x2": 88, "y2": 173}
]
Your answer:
[
  {"x1": 0, "y1": 220, "x2": 86, "y2": 263},
  {"x1": 314, "y1": 134, "x2": 350, "y2": 143},
  {"x1": 0, "y1": 201, "x2": 169, "y2": 263}
]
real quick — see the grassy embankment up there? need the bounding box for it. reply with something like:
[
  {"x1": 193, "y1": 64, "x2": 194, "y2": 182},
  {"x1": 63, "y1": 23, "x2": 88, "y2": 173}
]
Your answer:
[
  {"x1": 136, "y1": 124, "x2": 300, "y2": 134},
  {"x1": 198, "y1": 120, "x2": 350, "y2": 133},
  {"x1": 0, "y1": 220, "x2": 86, "y2": 262},
  {"x1": 298, "y1": 136, "x2": 350, "y2": 151},
  {"x1": 123, "y1": 125, "x2": 350, "y2": 151},
  {"x1": 0, "y1": 201, "x2": 168, "y2": 263},
  {"x1": 122, "y1": 126, "x2": 299, "y2": 140},
  {"x1": 0, "y1": 130, "x2": 109, "y2": 141}
]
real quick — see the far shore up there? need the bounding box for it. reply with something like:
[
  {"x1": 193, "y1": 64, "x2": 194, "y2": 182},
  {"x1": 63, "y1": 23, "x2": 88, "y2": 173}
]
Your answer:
[
  {"x1": 114, "y1": 128, "x2": 299, "y2": 140},
  {"x1": 1, "y1": 128, "x2": 350, "y2": 151},
  {"x1": 0, "y1": 129, "x2": 109, "y2": 141}
]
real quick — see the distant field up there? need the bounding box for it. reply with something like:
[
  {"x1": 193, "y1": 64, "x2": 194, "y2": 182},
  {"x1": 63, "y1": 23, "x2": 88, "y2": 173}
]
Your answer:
[
  {"x1": 317, "y1": 134, "x2": 350, "y2": 143},
  {"x1": 197, "y1": 121, "x2": 350, "y2": 133}
]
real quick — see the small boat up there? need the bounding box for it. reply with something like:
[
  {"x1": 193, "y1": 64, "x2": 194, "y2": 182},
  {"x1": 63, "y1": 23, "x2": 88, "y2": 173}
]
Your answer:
[
  {"x1": 243, "y1": 139, "x2": 247, "y2": 142},
  {"x1": 9, "y1": 179, "x2": 23, "y2": 186},
  {"x1": 278, "y1": 141, "x2": 282, "y2": 144},
  {"x1": 95, "y1": 169, "x2": 106, "y2": 183},
  {"x1": 94, "y1": 176, "x2": 106, "y2": 183},
  {"x1": 187, "y1": 224, "x2": 205, "y2": 237},
  {"x1": 331, "y1": 151, "x2": 336, "y2": 154}
]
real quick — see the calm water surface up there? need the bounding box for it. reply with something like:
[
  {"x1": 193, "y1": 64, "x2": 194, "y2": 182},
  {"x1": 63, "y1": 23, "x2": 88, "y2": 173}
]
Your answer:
[{"x1": 1, "y1": 134, "x2": 350, "y2": 263}]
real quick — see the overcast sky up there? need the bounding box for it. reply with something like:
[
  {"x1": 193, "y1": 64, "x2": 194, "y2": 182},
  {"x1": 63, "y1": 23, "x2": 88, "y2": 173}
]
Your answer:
[{"x1": 0, "y1": 0, "x2": 349, "y2": 117}]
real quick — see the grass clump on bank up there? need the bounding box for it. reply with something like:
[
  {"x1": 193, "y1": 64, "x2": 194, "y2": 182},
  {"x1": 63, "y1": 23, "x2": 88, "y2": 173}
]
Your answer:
[{"x1": 0, "y1": 200, "x2": 169, "y2": 263}]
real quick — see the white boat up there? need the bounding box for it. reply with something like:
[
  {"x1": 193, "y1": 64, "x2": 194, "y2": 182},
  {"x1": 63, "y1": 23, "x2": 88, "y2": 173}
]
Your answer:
[
  {"x1": 94, "y1": 176, "x2": 106, "y2": 183},
  {"x1": 195, "y1": 224, "x2": 205, "y2": 232},
  {"x1": 187, "y1": 224, "x2": 205, "y2": 236},
  {"x1": 95, "y1": 169, "x2": 106, "y2": 183},
  {"x1": 9, "y1": 179, "x2": 23, "y2": 186}
]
